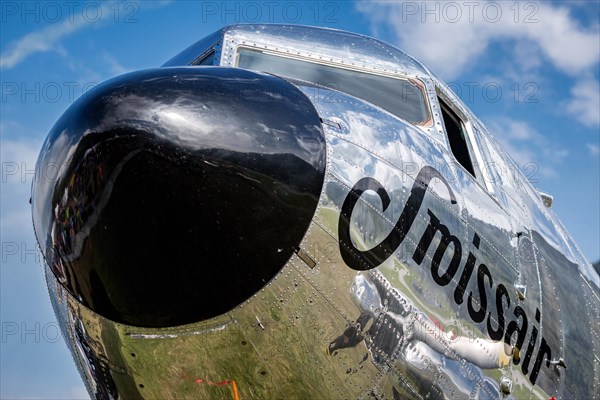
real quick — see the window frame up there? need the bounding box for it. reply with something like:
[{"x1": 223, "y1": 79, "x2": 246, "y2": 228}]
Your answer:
[
  {"x1": 190, "y1": 49, "x2": 216, "y2": 66},
  {"x1": 234, "y1": 46, "x2": 433, "y2": 127},
  {"x1": 436, "y1": 91, "x2": 494, "y2": 194}
]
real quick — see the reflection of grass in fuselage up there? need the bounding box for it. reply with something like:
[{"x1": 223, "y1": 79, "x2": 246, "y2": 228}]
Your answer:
[
  {"x1": 100, "y1": 319, "x2": 142, "y2": 398},
  {"x1": 318, "y1": 206, "x2": 338, "y2": 225},
  {"x1": 104, "y1": 254, "x2": 378, "y2": 398},
  {"x1": 305, "y1": 211, "x2": 435, "y2": 396},
  {"x1": 248, "y1": 261, "x2": 367, "y2": 398},
  {"x1": 117, "y1": 322, "x2": 266, "y2": 398}
]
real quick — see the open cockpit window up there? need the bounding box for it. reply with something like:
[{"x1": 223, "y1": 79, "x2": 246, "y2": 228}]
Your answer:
[
  {"x1": 236, "y1": 48, "x2": 431, "y2": 125},
  {"x1": 439, "y1": 99, "x2": 477, "y2": 177}
]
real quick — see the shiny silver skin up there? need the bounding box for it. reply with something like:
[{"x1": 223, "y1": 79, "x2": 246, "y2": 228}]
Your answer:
[{"x1": 39, "y1": 24, "x2": 598, "y2": 399}]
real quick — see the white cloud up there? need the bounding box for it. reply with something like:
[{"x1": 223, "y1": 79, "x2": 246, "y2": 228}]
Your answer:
[
  {"x1": 0, "y1": 130, "x2": 43, "y2": 238},
  {"x1": 100, "y1": 51, "x2": 128, "y2": 75},
  {"x1": 68, "y1": 386, "x2": 90, "y2": 399},
  {"x1": 0, "y1": 14, "x2": 91, "y2": 69},
  {"x1": 566, "y1": 78, "x2": 600, "y2": 127},
  {"x1": 0, "y1": 1, "x2": 171, "y2": 70},
  {"x1": 587, "y1": 143, "x2": 600, "y2": 156},
  {"x1": 356, "y1": 1, "x2": 600, "y2": 80},
  {"x1": 487, "y1": 117, "x2": 568, "y2": 178},
  {"x1": 497, "y1": 118, "x2": 536, "y2": 141}
]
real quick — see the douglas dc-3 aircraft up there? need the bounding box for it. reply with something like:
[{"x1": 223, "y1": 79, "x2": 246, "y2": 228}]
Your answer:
[{"x1": 32, "y1": 25, "x2": 599, "y2": 400}]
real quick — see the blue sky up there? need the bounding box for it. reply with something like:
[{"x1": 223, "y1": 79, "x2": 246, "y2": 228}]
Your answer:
[{"x1": 1, "y1": 1, "x2": 598, "y2": 398}]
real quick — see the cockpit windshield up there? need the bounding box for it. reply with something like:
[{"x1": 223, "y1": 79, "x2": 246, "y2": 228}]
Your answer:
[{"x1": 236, "y1": 48, "x2": 431, "y2": 125}]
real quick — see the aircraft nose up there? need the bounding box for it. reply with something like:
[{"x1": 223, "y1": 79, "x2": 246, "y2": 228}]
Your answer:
[{"x1": 32, "y1": 67, "x2": 326, "y2": 327}]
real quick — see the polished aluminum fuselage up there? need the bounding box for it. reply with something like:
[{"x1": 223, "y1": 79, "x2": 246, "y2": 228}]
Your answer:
[{"x1": 40, "y1": 25, "x2": 599, "y2": 399}]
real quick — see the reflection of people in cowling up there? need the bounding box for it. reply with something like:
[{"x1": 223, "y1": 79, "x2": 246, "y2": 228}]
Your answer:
[
  {"x1": 327, "y1": 312, "x2": 370, "y2": 354},
  {"x1": 50, "y1": 147, "x2": 107, "y2": 294},
  {"x1": 328, "y1": 272, "x2": 511, "y2": 370}
]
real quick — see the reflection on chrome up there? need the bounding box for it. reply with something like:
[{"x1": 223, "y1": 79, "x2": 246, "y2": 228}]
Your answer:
[{"x1": 33, "y1": 24, "x2": 598, "y2": 399}]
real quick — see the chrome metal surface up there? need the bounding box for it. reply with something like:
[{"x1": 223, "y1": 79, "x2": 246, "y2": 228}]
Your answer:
[{"x1": 34, "y1": 24, "x2": 599, "y2": 400}]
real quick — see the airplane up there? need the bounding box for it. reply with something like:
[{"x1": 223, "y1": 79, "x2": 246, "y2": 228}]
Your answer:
[{"x1": 31, "y1": 24, "x2": 599, "y2": 400}]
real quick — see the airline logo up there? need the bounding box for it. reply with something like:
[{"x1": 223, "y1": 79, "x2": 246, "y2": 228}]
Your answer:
[{"x1": 338, "y1": 166, "x2": 553, "y2": 385}]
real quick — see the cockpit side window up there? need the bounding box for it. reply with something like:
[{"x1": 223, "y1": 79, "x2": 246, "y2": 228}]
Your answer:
[
  {"x1": 191, "y1": 51, "x2": 215, "y2": 66},
  {"x1": 439, "y1": 99, "x2": 476, "y2": 177},
  {"x1": 236, "y1": 48, "x2": 431, "y2": 125}
]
